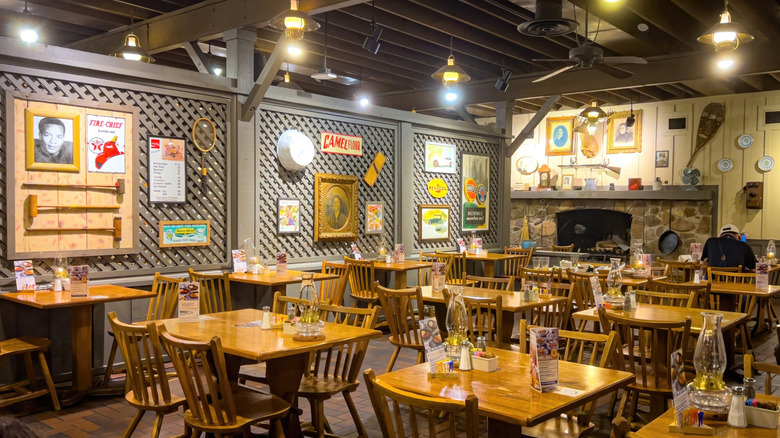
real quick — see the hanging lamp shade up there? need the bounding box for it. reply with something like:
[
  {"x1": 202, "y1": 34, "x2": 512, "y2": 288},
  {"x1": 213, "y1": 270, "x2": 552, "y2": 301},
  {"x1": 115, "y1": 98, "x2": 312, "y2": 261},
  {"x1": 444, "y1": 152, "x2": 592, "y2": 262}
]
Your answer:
[
  {"x1": 111, "y1": 32, "x2": 154, "y2": 63},
  {"x1": 431, "y1": 55, "x2": 471, "y2": 88},
  {"x1": 577, "y1": 100, "x2": 608, "y2": 135},
  {"x1": 697, "y1": 7, "x2": 753, "y2": 53},
  {"x1": 269, "y1": 0, "x2": 321, "y2": 41}
]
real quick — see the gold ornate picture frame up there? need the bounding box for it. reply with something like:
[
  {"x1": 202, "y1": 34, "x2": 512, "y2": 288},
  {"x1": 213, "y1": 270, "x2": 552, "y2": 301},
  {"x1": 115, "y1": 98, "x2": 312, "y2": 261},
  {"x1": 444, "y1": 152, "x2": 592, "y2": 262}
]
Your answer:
[
  {"x1": 25, "y1": 107, "x2": 81, "y2": 172},
  {"x1": 545, "y1": 116, "x2": 574, "y2": 156},
  {"x1": 314, "y1": 173, "x2": 358, "y2": 241},
  {"x1": 607, "y1": 110, "x2": 642, "y2": 154}
]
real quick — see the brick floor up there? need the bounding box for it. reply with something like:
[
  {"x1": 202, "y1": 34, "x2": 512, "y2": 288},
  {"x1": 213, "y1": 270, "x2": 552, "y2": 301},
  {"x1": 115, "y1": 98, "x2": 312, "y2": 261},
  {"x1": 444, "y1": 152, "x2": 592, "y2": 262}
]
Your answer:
[{"x1": 4, "y1": 308, "x2": 780, "y2": 437}]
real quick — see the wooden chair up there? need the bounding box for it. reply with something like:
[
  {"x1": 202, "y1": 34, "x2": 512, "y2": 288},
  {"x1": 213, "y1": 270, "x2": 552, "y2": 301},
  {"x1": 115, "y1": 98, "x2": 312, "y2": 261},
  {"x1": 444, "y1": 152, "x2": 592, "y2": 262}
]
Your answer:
[
  {"x1": 374, "y1": 283, "x2": 426, "y2": 373},
  {"x1": 552, "y1": 244, "x2": 575, "y2": 252},
  {"x1": 567, "y1": 270, "x2": 600, "y2": 310},
  {"x1": 634, "y1": 290, "x2": 696, "y2": 308},
  {"x1": 646, "y1": 279, "x2": 711, "y2": 309},
  {"x1": 464, "y1": 275, "x2": 513, "y2": 291},
  {"x1": 0, "y1": 337, "x2": 60, "y2": 411},
  {"x1": 187, "y1": 269, "x2": 231, "y2": 314},
  {"x1": 419, "y1": 252, "x2": 450, "y2": 286},
  {"x1": 319, "y1": 261, "x2": 349, "y2": 306},
  {"x1": 707, "y1": 269, "x2": 756, "y2": 354},
  {"x1": 708, "y1": 268, "x2": 754, "y2": 284},
  {"x1": 445, "y1": 289, "x2": 504, "y2": 347},
  {"x1": 503, "y1": 246, "x2": 534, "y2": 285},
  {"x1": 345, "y1": 257, "x2": 378, "y2": 307},
  {"x1": 745, "y1": 350, "x2": 780, "y2": 394},
  {"x1": 521, "y1": 329, "x2": 617, "y2": 438},
  {"x1": 272, "y1": 290, "x2": 310, "y2": 315},
  {"x1": 528, "y1": 294, "x2": 572, "y2": 330},
  {"x1": 298, "y1": 305, "x2": 380, "y2": 438},
  {"x1": 363, "y1": 368, "x2": 480, "y2": 438},
  {"x1": 598, "y1": 308, "x2": 691, "y2": 422},
  {"x1": 549, "y1": 282, "x2": 573, "y2": 298},
  {"x1": 159, "y1": 326, "x2": 290, "y2": 437},
  {"x1": 102, "y1": 273, "x2": 184, "y2": 389},
  {"x1": 656, "y1": 259, "x2": 701, "y2": 283},
  {"x1": 107, "y1": 312, "x2": 185, "y2": 438},
  {"x1": 522, "y1": 267, "x2": 563, "y2": 285},
  {"x1": 436, "y1": 251, "x2": 467, "y2": 286}
]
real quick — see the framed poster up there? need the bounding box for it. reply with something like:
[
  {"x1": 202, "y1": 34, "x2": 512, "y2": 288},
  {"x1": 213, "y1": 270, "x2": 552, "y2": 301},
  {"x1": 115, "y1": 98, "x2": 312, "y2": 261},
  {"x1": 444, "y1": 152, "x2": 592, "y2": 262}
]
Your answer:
[
  {"x1": 149, "y1": 136, "x2": 187, "y2": 203},
  {"x1": 159, "y1": 220, "x2": 210, "y2": 247},
  {"x1": 365, "y1": 201, "x2": 384, "y2": 235},
  {"x1": 277, "y1": 198, "x2": 301, "y2": 234},
  {"x1": 545, "y1": 117, "x2": 574, "y2": 156},
  {"x1": 607, "y1": 110, "x2": 642, "y2": 154},
  {"x1": 314, "y1": 173, "x2": 359, "y2": 241},
  {"x1": 86, "y1": 114, "x2": 126, "y2": 173},
  {"x1": 25, "y1": 108, "x2": 81, "y2": 172},
  {"x1": 461, "y1": 153, "x2": 489, "y2": 232},
  {"x1": 424, "y1": 141, "x2": 457, "y2": 174},
  {"x1": 655, "y1": 150, "x2": 669, "y2": 168},
  {"x1": 561, "y1": 173, "x2": 574, "y2": 190},
  {"x1": 419, "y1": 204, "x2": 450, "y2": 241}
]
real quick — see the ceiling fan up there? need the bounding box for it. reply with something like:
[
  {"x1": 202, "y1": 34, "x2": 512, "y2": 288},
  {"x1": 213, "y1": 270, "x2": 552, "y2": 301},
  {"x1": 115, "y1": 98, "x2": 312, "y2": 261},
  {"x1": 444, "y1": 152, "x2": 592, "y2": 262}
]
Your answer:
[{"x1": 531, "y1": 3, "x2": 647, "y2": 83}]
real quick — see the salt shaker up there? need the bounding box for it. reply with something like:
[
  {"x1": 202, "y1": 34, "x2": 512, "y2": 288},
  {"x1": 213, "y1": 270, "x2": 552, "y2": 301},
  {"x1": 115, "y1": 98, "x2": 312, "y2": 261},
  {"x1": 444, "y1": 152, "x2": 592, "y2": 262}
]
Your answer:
[
  {"x1": 261, "y1": 306, "x2": 272, "y2": 330},
  {"x1": 727, "y1": 385, "x2": 747, "y2": 428},
  {"x1": 458, "y1": 341, "x2": 472, "y2": 371}
]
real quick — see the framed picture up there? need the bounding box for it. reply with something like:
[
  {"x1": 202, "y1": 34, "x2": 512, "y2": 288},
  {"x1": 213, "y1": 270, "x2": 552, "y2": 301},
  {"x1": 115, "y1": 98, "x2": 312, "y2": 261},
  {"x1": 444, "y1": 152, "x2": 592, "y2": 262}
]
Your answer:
[
  {"x1": 424, "y1": 141, "x2": 457, "y2": 174},
  {"x1": 25, "y1": 108, "x2": 81, "y2": 172},
  {"x1": 561, "y1": 173, "x2": 574, "y2": 190},
  {"x1": 419, "y1": 204, "x2": 451, "y2": 241},
  {"x1": 461, "y1": 153, "x2": 489, "y2": 232},
  {"x1": 607, "y1": 110, "x2": 642, "y2": 154},
  {"x1": 545, "y1": 117, "x2": 574, "y2": 156},
  {"x1": 314, "y1": 173, "x2": 359, "y2": 241},
  {"x1": 159, "y1": 220, "x2": 210, "y2": 247},
  {"x1": 365, "y1": 201, "x2": 384, "y2": 235},
  {"x1": 149, "y1": 136, "x2": 187, "y2": 203},
  {"x1": 277, "y1": 198, "x2": 301, "y2": 234},
  {"x1": 655, "y1": 150, "x2": 670, "y2": 168}
]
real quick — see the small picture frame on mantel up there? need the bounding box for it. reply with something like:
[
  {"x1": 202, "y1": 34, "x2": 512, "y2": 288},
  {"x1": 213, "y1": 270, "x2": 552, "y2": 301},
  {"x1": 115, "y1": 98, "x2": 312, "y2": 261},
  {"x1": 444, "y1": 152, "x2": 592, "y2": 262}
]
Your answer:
[{"x1": 560, "y1": 173, "x2": 574, "y2": 191}]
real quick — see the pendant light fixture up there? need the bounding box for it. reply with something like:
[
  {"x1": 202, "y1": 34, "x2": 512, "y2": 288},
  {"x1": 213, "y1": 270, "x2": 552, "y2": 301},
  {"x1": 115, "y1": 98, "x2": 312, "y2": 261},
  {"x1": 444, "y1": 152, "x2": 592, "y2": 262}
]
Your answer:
[
  {"x1": 626, "y1": 93, "x2": 635, "y2": 128},
  {"x1": 697, "y1": 0, "x2": 753, "y2": 53},
  {"x1": 577, "y1": 100, "x2": 608, "y2": 135},
  {"x1": 431, "y1": 36, "x2": 471, "y2": 88},
  {"x1": 270, "y1": 0, "x2": 321, "y2": 41},
  {"x1": 18, "y1": 2, "x2": 39, "y2": 43},
  {"x1": 111, "y1": 12, "x2": 154, "y2": 63},
  {"x1": 311, "y1": 13, "x2": 337, "y2": 81}
]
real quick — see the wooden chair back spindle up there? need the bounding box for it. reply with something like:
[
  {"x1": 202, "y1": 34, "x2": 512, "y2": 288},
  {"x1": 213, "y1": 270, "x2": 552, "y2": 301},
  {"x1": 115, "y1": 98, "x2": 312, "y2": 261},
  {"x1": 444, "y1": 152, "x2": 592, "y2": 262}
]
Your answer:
[
  {"x1": 187, "y1": 269, "x2": 231, "y2": 314},
  {"x1": 146, "y1": 273, "x2": 184, "y2": 320},
  {"x1": 345, "y1": 257, "x2": 377, "y2": 304},
  {"x1": 320, "y1": 261, "x2": 349, "y2": 305}
]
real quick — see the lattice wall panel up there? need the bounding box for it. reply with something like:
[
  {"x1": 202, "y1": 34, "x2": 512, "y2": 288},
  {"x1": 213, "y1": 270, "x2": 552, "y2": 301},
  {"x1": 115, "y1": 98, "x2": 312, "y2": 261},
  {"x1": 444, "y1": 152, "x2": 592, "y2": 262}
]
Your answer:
[
  {"x1": 413, "y1": 133, "x2": 500, "y2": 251},
  {"x1": 0, "y1": 71, "x2": 229, "y2": 283},
  {"x1": 255, "y1": 108, "x2": 396, "y2": 259}
]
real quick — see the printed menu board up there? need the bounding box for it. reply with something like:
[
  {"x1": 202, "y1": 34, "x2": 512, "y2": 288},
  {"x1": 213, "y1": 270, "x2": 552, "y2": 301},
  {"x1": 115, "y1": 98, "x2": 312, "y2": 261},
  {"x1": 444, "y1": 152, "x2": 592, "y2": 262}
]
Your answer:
[{"x1": 149, "y1": 136, "x2": 186, "y2": 203}]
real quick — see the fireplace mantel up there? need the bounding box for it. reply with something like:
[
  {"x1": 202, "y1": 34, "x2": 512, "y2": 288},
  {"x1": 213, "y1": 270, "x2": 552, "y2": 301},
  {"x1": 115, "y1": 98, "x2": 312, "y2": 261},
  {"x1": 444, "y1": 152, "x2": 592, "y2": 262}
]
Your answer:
[{"x1": 511, "y1": 185, "x2": 717, "y2": 201}]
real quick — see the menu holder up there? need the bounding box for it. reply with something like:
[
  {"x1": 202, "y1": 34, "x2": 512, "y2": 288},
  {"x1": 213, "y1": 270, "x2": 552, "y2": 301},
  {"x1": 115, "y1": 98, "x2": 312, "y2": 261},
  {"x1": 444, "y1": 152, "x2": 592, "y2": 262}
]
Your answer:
[
  {"x1": 231, "y1": 249, "x2": 247, "y2": 273},
  {"x1": 351, "y1": 243, "x2": 362, "y2": 261},
  {"x1": 431, "y1": 263, "x2": 446, "y2": 293},
  {"x1": 590, "y1": 277, "x2": 604, "y2": 307},
  {"x1": 457, "y1": 238, "x2": 467, "y2": 253},
  {"x1": 178, "y1": 281, "x2": 200, "y2": 322},
  {"x1": 394, "y1": 244, "x2": 405, "y2": 263},
  {"x1": 13, "y1": 260, "x2": 36, "y2": 291},
  {"x1": 530, "y1": 327, "x2": 559, "y2": 392},
  {"x1": 69, "y1": 265, "x2": 89, "y2": 297},
  {"x1": 426, "y1": 346, "x2": 457, "y2": 377},
  {"x1": 757, "y1": 262, "x2": 770, "y2": 290},
  {"x1": 276, "y1": 252, "x2": 288, "y2": 276}
]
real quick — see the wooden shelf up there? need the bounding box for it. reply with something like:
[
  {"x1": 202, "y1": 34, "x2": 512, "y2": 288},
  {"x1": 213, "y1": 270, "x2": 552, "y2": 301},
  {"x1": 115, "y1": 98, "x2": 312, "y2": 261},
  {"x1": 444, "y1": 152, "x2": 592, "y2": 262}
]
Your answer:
[{"x1": 511, "y1": 185, "x2": 717, "y2": 201}]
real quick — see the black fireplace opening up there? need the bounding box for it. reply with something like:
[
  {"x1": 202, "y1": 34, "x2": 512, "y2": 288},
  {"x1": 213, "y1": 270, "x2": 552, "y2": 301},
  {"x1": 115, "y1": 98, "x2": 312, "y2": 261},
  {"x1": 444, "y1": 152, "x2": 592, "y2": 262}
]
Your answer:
[{"x1": 556, "y1": 209, "x2": 632, "y2": 255}]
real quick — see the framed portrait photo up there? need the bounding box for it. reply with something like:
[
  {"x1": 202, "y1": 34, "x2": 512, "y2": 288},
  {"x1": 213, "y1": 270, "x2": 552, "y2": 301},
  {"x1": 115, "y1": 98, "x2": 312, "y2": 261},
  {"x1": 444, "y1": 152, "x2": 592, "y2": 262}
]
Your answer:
[
  {"x1": 545, "y1": 117, "x2": 574, "y2": 156},
  {"x1": 277, "y1": 198, "x2": 301, "y2": 234},
  {"x1": 419, "y1": 204, "x2": 450, "y2": 242},
  {"x1": 607, "y1": 110, "x2": 642, "y2": 154},
  {"x1": 561, "y1": 173, "x2": 574, "y2": 190},
  {"x1": 424, "y1": 141, "x2": 457, "y2": 174},
  {"x1": 314, "y1": 173, "x2": 358, "y2": 241},
  {"x1": 655, "y1": 150, "x2": 670, "y2": 168},
  {"x1": 365, "y1": 201, "x2": 384, "y2": 235},
  {"x1": 25, "y1": 108, "x2": 81, "y2": 172}
]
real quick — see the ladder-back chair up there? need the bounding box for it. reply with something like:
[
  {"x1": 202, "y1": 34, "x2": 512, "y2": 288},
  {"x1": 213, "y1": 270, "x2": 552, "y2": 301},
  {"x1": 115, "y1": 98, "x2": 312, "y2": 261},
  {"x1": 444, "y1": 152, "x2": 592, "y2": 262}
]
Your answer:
[
  {"x1": 187, "y1": 269, "x2": 232, "y2": 314},
  {"x1": 345, "y1": 257, "x2": 378, "y2": 307},
  {"x1": 375, "y1": 283, "x2": 427, "y2": 373},
  {"x1": 464, "y1": 275, "x2": 513, "y2": 291},
  {"x1": 320, "y1": 261, "x2": 349, "y2": 306}
]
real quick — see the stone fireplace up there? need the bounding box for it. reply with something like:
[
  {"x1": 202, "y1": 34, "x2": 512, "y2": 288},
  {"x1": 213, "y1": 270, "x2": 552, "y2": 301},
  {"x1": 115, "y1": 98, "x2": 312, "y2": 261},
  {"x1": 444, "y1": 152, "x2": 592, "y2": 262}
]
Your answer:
[
  {"x1": 510, "y1": 188, "x2": 716, "y2": 258},
  {"x1": 556, "y1": 209, "x2": 632, "y2": 254}
]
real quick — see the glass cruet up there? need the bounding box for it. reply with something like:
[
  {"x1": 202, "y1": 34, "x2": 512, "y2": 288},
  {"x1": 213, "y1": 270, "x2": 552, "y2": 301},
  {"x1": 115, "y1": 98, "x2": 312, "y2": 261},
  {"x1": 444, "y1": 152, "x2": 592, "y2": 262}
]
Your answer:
[
  {"x1": 688, "y1": 312, "x2": 732, "y2": 413},
  {"x1": 445, "y1": 285, "x2": 469, "y2": 347},
  {"x1": 296, "y1": 273, "x2": 323, "y2": 337}
]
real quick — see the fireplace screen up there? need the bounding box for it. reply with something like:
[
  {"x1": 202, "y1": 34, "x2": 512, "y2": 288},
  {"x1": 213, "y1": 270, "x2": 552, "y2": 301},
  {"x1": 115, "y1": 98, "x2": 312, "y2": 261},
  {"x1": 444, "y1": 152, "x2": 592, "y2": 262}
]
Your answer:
[{"x1": 556, "y1": 209, "x2": 632, "y2": 256}]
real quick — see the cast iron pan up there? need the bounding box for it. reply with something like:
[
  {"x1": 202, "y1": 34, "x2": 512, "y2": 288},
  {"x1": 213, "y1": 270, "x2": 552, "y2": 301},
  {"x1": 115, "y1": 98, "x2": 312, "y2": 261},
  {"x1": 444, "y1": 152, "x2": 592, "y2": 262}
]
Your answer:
[{"x1": 658, "y1": 206, "x2": 679, "y2": 254}]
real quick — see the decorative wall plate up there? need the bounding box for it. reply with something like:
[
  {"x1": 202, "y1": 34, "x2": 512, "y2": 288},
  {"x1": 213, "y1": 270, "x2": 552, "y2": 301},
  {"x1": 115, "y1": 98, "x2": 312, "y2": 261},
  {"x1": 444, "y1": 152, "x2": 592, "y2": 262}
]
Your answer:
[
  {"x1": 717, "y1": 158, "x2": 733, "y2": 172},
  {"x1": 737, "y1": 134, "x2": 753, "y2": 149},
  {"x1": 758, "y1": 156, "x2": 774, "y2": 172},
  {"x1": 516, "y1": 156, "x2": 539, "y2": 175}
]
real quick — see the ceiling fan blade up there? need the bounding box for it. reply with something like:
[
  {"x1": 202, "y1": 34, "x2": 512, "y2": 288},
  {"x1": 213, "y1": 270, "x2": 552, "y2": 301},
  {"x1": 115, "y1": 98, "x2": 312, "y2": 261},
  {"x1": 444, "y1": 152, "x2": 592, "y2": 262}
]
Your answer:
[
  {"x1": 532, "y1": 58, "x2": 575, "y2": 63},
  {"x1": 592, "y1": 62, "x2": 633, "y2": 79},
  {"x1": 601, "y1": 56, "x2": 647, "y2": 65},
  {"x1": 532, "y1": 64, "x2": 577, "y2": 83}
]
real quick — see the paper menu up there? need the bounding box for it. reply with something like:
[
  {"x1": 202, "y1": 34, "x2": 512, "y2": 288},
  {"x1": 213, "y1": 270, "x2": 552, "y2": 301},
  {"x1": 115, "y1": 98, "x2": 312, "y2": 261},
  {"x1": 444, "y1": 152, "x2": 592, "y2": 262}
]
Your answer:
[
  {"x1": 431, "y1": 262, "x2": 446, "y2": 292},
  {"x1": 457, "y1": 238, "x2": 467, "y2": 253},
  {"x1": 351, "y1": 243, "x2": 362, "y2": 261},
  {"x1": 13, "y1": 260, "x2": 36, "y2": 291},
  {"x1": 589, "y1": 276, "x2": 604, "y2": 307},
  {"x1": 757, "y1": 261, "x2": 769, "y2": 290},
  {"x1": 670, "y1": 349, "x2": 690, "y2": 426},
  {"x1": 689, "y1": 243, "x2": 703, "y2": 262},
  {"x1": 178, "y1": 281, "x2": 200, "y2": 322},
  {"x1": 232, "y1": 249, "x2": 247, "y2": 273},
  {"x1": 394, "y1": 244, "x2": 405, "y2": 263},
  {"x1": 276, "y1": 252, "x2": 288, "y2": 276},
  {"x1": 69, "y1": 265, "x2": 89, "y2": 297},
  {"x1": 530, "y1": 327, "x2": 559, "y2": 392}
]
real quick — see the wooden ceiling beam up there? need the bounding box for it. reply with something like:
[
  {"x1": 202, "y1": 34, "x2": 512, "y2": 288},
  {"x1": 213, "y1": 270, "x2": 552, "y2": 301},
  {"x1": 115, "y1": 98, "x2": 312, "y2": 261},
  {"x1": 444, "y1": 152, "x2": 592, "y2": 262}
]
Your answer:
[
  {"x1": 728, "y1": 0, "x2": 780, "y2": 42},
  {"x1": 67, "y1": 0, "x2": 368, "y2": 54},
  {"x1": 621, "y1": 0, "x2": 703, "y2": 52}
]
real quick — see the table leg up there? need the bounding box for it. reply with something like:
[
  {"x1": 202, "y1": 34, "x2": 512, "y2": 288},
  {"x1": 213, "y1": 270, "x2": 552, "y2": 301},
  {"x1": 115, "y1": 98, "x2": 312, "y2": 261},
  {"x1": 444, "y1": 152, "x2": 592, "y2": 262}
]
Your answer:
[
  {"x1": 501, "y1": 310, "x2": 514, "y2": 345},
  {"x1": 393, "y1": 271, "x2": 408, "y2": 289},
  {"x1": 484, "y1": 261, "x2": 495, "y2": 277},
  {"x1": 272, "y1": 284, "x2": 287, "y2": 296},
  {"x1": 266, "y1": 354, "x2": 307, "y2": 438},
  {"x1": 487, "y1": 418, "x2": 522, "y2": 437},
  {"x1": 60, "y1": 305, "x2": 92, "y2": 406}
]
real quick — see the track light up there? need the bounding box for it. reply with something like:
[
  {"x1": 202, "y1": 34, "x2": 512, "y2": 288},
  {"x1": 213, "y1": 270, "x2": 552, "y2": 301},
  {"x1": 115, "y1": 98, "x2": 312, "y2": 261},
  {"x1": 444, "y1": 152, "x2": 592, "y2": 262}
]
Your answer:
[
  {"x1": 495, "y1": 68, "x2": 511, "y2": 92},
  {"x1": 363, "y1": 25, "x2": 383, "y2": 54}
]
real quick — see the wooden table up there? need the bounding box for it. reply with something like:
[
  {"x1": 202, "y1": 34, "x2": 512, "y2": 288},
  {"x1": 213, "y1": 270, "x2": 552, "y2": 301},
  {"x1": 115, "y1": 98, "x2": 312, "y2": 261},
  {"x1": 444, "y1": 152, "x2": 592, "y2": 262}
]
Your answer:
[
  {"x1": 157, "y1": 308, "x2": 381, "y2": 438},
  {"x1": 571, "y1": 304, "x2": 749, "y2": 334},
  {"x1": 0, "y1": 285, "x2": 155, "y2": 405},
  {"x1": 440, "y1": 251, "x2": 520, "y2": 277},
  {"x1": 379, "y1": 347, "x2": 634, "y2": 437},
  {"x1": 419, "y1": 285, "x2": 569, "y2": 343},
  {"x1": 229, "y1": 270, "x2": 337, "y2": 295},
  {"x1": 559, "y1": 269, "x2": 664, "y2": 288},
  {"x1": 635, "y1": 393, "x2": 780, "y2": 437},
  {"x1": 681, "y1": 281, "x2": 780, "y2": 334},
  {"x1": 373, "y1": 260, "x2": 432, "y2": 288}
]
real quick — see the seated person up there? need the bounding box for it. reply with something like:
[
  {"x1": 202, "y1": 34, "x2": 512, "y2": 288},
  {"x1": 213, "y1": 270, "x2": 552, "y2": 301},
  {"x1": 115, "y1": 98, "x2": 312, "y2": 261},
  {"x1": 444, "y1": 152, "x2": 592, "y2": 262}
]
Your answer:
[{"x1": 702, "y1": 224, "x2": 757, "y2": 272}]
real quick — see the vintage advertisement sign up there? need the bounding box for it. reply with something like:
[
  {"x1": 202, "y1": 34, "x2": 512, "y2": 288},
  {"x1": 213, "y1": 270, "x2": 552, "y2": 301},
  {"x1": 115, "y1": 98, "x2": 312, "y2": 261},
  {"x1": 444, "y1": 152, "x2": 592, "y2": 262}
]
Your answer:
[
  {"x1": 159, "y1": 221, "x2": 210, "y2": 247},
  {"x1": 461, "y1": 153, "x2": 489, "y2": 231},
  {"x1": 427, "y1": 178, "x2": 449, "y2": 198},
  {"x1": 149, "y1": 136, "x2": 186, "y2": 204},
  {"x1": 86, "y1": 114, "x2": 126, "y2": 173},
  {"x1": 320, "y1": 132, "x2": 363, "y2": 156}
]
